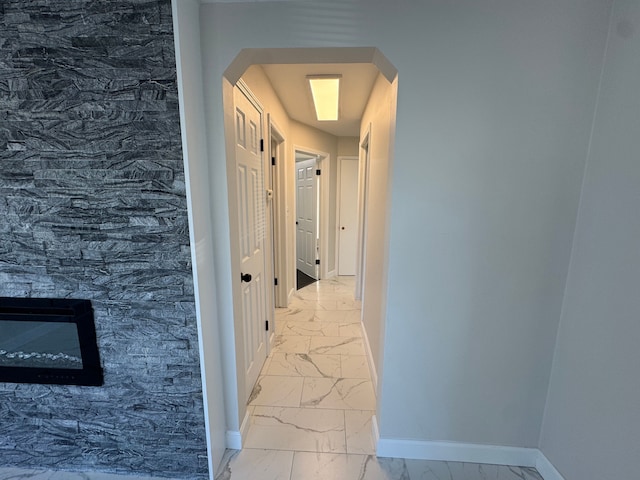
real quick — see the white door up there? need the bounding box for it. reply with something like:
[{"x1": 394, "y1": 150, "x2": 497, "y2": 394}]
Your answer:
[
  {"x1": 234, "y1": 87, "x2": 267, "y2": 399},
  {"x1": 338, "y1": 157, "x2": 359, "y2": 275},
  {"x1": 296, "y1": 157, "x2": 318, "y2": 279}
]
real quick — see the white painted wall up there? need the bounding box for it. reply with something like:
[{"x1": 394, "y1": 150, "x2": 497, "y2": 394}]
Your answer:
[
  {"x1": 338, "y1": 136, "x2": 360, "y2": 157},
  {"x1": 196, "y1": 0, "x2": 611, "y2": 452},
  {"x1": 198, "y1": 7, "x2": 242, "y2": 446},
  {"x1": 539, "y1": 1, "x2": 639, "y2": 478},
  {"x1": 358, "y1": 73, "x2": 396, "y2": 391},
  {"x1": 171, "y1": 0, "x2": 227, "y2": 475}
]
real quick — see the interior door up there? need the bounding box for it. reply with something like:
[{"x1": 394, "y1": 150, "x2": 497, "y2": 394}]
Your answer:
[
  {"x1": 296, "y1": 157, "x2": 318, "y2": 279},
  {"x1": 234, "y1": 87, "x2": 267, "y2": 399},
  {"x1": 338, "y1": 157, "x2": 359, "y2": 275}
]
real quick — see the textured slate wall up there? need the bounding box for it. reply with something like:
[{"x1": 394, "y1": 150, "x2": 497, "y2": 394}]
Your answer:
[{"x1": 0, "y1": 0, "x2": 208, "y2": 477}]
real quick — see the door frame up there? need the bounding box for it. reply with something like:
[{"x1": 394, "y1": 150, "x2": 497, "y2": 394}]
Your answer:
[
  {"x1": 292, "y1": 145, "x2": 330, "y2": 284},
  {"x1": 355, "y1": 127, "x2": 371, "y2": 301},
  {"x1": 336, "y1": 155, "x2": 359, "y2": 276},
  {"x1": 268, "y1": 116, "x2": 287, "y2": 311},
  {"x1": 295, "y1": 154, "x2": 319, "y2": 279}
]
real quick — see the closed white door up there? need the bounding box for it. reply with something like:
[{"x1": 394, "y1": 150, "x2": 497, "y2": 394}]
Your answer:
[
  {"x1": 296, "y1": 157, "x2": 317, "y2": 279},
  {"x1": 234, "y1": 87, "x2": 267, "y2": 399},
  {"x1": 338, "y1": 157, "x2": 359, "y2": 275}
]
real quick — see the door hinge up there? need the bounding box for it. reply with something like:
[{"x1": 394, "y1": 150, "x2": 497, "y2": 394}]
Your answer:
[
  {"x1": 274, "y1": 277, "x2": 278, "y2": 286},
  {"x1": 260, "y1": 139, "x2": 264, "y2": 152},
  {"x1": 315, "y1": 259, "x2": 320, "y2": 265},
  {"x1": 265, "y1": 320, "x2": 269, "y2": 331},
  {"x1": 271, "y1": 156, "x2": 276, "y2": 166},
  {"x1": 316, "y1": 169, "x2": 321, "y2": 176}
]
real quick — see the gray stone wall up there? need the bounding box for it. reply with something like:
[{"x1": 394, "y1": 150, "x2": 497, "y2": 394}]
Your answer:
[{"x1": 0, "y1": 0, "x2": 208, "y2": 477}]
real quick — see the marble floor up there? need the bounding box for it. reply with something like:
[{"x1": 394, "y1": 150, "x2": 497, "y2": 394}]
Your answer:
[{"x1": 216, "y1": 277, "x2": 544, "y2": 480}]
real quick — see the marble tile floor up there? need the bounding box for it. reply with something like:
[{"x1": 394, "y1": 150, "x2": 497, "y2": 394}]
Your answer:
[
  {"x1": 244, "y1": 276, "x2": 376, "y2": 456},
  {"x1": 215, "y1": 451, "x2": 545, "y2": 480},
  {"x1": 217, "y1": 277, "x2": 545, "y2": 480}
]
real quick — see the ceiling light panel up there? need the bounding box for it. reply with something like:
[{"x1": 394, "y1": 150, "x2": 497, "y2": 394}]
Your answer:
[{"x1": 308, "y1": 76, "x2": 340, "y2": 121}]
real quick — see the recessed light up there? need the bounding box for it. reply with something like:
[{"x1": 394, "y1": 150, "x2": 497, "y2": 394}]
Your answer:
[{"x1": 307, "y1": 75, "x2": 341, "y2": 121}]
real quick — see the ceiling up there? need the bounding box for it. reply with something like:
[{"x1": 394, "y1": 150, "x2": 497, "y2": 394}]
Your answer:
[{"x1": 259, "y1": 63, "x2": 380, "y2": 137}]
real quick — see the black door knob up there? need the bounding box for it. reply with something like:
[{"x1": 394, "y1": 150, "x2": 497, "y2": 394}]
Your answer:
[{"x1": 241, "y1": 272, "x2": 252, "y2": 283}]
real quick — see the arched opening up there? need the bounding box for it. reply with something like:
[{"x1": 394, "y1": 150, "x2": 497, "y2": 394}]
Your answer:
[{"x1": 221, "y1": 47, "x2": 398, "y2": 455}]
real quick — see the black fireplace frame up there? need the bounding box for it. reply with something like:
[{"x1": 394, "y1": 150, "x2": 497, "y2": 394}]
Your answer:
[{"x1": 0, "y1": 297, "x2": 103, "y2": 386}]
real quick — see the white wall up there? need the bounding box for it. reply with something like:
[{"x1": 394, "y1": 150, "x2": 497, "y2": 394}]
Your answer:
[
  {"x1": 338, "y1": 137, "x2": 359, "y2": 157},
  {"x1": 172, "y1": 0, "x2": 227, "y2": 475},
  {"x1": 539, "y1": 1, "x2": 639, "y2": 478},
  {"x1": 359, "y1": 73, "x2": 396, "y2": 389},
  {"x1": 198, "y1": 0, "x2": 611, "y2": 452}
]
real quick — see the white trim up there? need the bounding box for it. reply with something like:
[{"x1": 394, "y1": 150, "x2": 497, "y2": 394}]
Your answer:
[
  {"x1": 376, "y1": 438, "x2": 538, "y2": 468},
  {"x1": 361, "y1": 322, "x2": 378, "y2": 392},
  {"x1": 269, "y1": 117, "x2": 287, "y2": 309},
  {"x1": 371, "y1": 414, "x2": 380, "y2": 451},
  {"x1": 225, "y1": 410, "x2": 251, "y2": 450},
  {"x1": 376, "y1": 440, "x2": 565, "y2": 480},
  {"x1": 355, "y1": 128, "x2": 371, "y2": 301},
  {"x1": 236, "y1": 78, "x2": 264, "y2": 112},
  {"x1": 536, "y1": 451, "x2": 566, "y2": 480},
  {"x1": 225, "y1": 430, "x2": 242, "y2": 451},
  {"x1": 172, "y1": 1, "x2": 218, "y2": 476}
]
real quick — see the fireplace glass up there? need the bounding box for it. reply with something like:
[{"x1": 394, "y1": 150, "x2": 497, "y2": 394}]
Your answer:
[{"x1": 0, "y1": 298, "x2": 103, "y2": 386}]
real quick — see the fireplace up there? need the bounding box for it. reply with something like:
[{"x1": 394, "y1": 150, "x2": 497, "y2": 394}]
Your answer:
[{"x1": 0, "y1": 298, "x2": 103, "y2": 386}]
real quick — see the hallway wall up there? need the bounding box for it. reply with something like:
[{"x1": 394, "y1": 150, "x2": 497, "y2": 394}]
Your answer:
[
  {"x1": 172, "y1": 0, "x2": 227, "y2": 472},
  {"x1": 199, "y1": 0, "x2": 612, "y2": 456},
  {"x1": 338, "y1": 137, "x2": 359, "y2": 157},
  {"x1": 359, "y1": 73, "x2": 396, "y2": 388},
  {"x1": 539, "y1": 1, "x2": 640, "y2": 478}
]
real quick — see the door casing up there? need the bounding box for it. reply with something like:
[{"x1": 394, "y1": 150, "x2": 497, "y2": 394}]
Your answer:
[
  {"x1": 295, "y1": 155, "x2": 319, "y2": 279},
  {"x1": 269, "y1": 117, "x2": 287, "y2": 309},
  {"x1": 292, "y1": 146, "x2": 331, "y2": 287}
]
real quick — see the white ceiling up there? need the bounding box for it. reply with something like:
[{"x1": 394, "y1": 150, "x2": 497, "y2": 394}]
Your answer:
[{"x1": 259, "y1": 63, "x2": 380, "y2": 137}]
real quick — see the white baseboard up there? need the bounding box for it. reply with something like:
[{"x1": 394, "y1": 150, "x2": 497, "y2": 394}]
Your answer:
[
  {"x1": 377, "y1": 438, "x2": 538, "y2": 468},
  {"x1": 535, "y1": 451, "x2": 565, "y2": 480},
  {"x1": 371, "y1": 414, "x2": 380, "y2": 446},
  {"x1": 225, "y1": 430, "x2": 241, "y2": 450},
  {"x1": 376, "y1": 437, "x2": 565, "y2": 480},
  {"x1": 225, "y1": 410, "x2": 251, "y2": 450},
  {"x1": 361, "y1": 323, "x2": 378, "y2": 391}
]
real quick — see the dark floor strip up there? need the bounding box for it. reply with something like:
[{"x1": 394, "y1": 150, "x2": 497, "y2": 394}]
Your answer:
[{"x1": 296, "y1": 269, "x2": 317, "y2": 290}]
